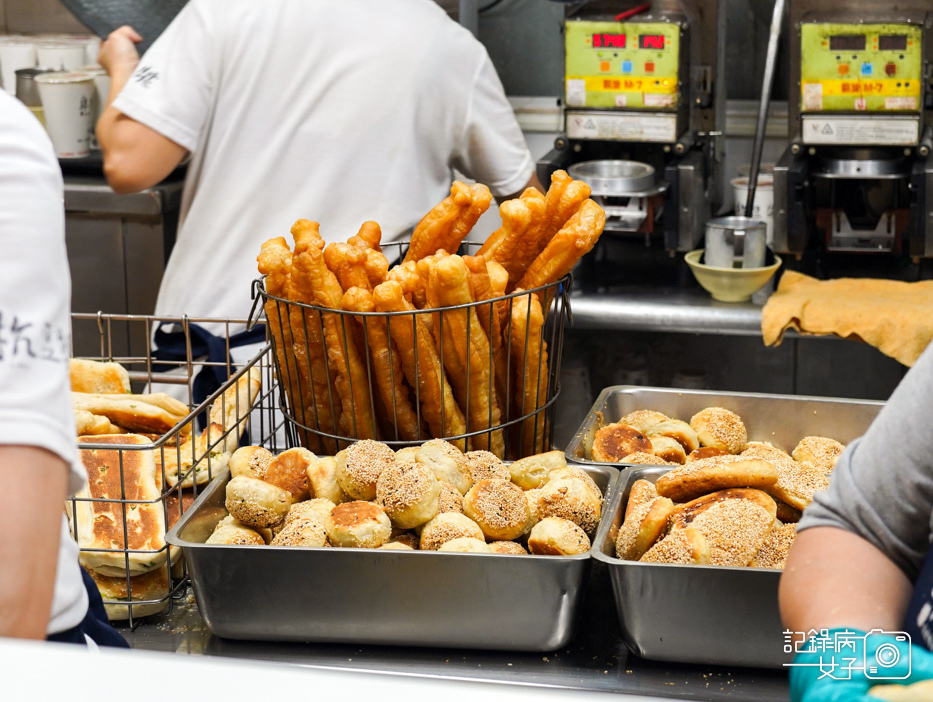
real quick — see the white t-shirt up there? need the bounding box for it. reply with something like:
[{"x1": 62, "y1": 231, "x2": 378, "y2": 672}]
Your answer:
[
  {"x1": 0, "y1": 92, "x2": 88, "y2": 635},
  {"x1": 113, "y1": 0, "x2": 535, "y2": 325}
]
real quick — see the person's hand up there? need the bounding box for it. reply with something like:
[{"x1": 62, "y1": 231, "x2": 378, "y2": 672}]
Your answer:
[
  {"x1": 97, "y1": 26, "x2": 143, "y2": 78},
  {"x1": 789, "y1": 629, "x2": 933, "y2": 701}
]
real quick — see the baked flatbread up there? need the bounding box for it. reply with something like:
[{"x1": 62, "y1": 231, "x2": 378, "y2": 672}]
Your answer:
[
  {"x1": 72, "y1": 392, "x2": 182, "y2": 435},
  {"x1": 70, "y1": 359, "x2": 131, "y2": 394},
  {"x1": 72, "y1": 434, "x2": 166, "y2": 577}
]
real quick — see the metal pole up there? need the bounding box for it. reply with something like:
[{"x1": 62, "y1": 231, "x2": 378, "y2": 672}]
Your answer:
[
  {"x1": 746, "y1": 0, "x2": 786, "y2": 219},
  {"x1": 459, "y1": 0, "x2": 479, "y2": 37}
]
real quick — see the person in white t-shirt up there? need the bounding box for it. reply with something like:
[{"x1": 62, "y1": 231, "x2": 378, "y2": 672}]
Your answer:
[
  {"x1": 96, "y1": 0, "x2": 541, "y2": 329},
  {"x1": 0, "y1": 92, "x2": 126, "y2": 647}
]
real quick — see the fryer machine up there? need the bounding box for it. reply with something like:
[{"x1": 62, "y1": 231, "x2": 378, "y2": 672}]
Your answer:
[
  {"x1": 538, "y1": 0, "x2": 724, "y2": 252},
  {"x1": 773, "y1": 0, "x2": 933, "y2": 279}
]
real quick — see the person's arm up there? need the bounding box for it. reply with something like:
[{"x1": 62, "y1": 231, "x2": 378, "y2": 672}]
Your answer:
[
  {"x1": 780, "y1": 526, "x2": 912, "y2": 635},
  {"x1": 96, "y1": 26, "x2": 187, "y2": 194},
  {"x1": 0, "y1": 447, "x2": 69, "y2": 639},
  {"x1": 496, "y1": 172, "x2": 545, "y2": 204}
]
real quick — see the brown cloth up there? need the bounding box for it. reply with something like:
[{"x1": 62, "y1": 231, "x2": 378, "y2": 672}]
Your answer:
[{"x1": 761, "y1": 270, "x2": 933, "y2": 367}]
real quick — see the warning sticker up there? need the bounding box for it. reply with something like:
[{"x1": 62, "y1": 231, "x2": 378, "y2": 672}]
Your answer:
[
  {"x1": 886, "y1": 97, "x2": 918, "y2": 110},
  {"x1": 615, "y1": 95, "x2": 627, "y2": 107},
  {"x1": 644, "y1": 93, "x2": 674, "y2": 108},
  {"x1": 566, "y1": 79, "x2": 586, "y2": 107},
  {"x1": 566, "y1": 111, "x2": 678, "y2": 142},
  {"x1": 802, "y1": 117, "x2": 919, "y2": 145},
  {"x1": 803, "y1": 83, "x2": 823, "y2": 111}
]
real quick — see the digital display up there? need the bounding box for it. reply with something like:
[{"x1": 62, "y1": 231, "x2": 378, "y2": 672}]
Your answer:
[
  {"x1": 592, "y1": 33, "x2": 626, "y2": 48},
  {"x1": 879, "y1": 35, "x2": 908, "y2": 51},
  {"x1": 829, "y1": 35, "x2": 866, "y2": 51},
  {"x1": 639, "y1": 34, "x2": 665, "y2": 50}
]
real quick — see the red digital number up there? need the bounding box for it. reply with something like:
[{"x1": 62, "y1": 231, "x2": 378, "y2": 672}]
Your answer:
[
  {"x1": 593, "y1": 33, "x2": 626, "y2": 49},
  {"x1": 639, "y1": 35, "x2": 664, "y2": 50}
]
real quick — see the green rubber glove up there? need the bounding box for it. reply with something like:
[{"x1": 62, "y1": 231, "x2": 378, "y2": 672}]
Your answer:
[{"x1": 789, "y1": 628, "x2": 933, "y2": 702}]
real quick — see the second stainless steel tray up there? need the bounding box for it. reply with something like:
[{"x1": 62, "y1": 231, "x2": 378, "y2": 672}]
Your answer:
[
  {"x1": 565, "y1": 385, "x2": 884, "y2": 468},
  {"x1": 166, "y1": 465, "x2": 616, "y2": 651},
  {"x1": 592, "y1": 466, "x2": 790, "y2": 668}
]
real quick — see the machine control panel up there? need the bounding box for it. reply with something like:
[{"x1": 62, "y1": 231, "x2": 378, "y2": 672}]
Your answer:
[
  {"x1": 565, "y1": 19, "x2": 682, "y2": 110},
  {"x1": 800, "y1": 23, "x2": 923, "y2": 113}
]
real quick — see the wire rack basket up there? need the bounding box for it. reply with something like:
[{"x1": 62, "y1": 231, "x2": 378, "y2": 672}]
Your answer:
[
  {"x1": 250, "y1": 242, "x2": 572, "y2": 460},
  {"x1": 68, "y1": 313, "x2": 286, "y2": 627}
]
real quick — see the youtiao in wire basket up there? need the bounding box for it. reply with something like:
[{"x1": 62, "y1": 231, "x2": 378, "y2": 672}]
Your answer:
[
  {"x1": 253, "y1": 244, "x2": 572, "y2": 459},
  {"x1": 67, "y1": 313, "x2": 285, "y2": 626}
]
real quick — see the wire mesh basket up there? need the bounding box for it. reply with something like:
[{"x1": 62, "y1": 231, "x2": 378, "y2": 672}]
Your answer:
[
  {"x1": 251, "y1": 242, "x2": 572, "y2": 460},
  {"x1": 67, "y1": 313, "x2": 286, "y2": 627}
]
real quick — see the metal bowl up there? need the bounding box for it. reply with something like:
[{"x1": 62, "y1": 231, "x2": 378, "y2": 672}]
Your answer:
[
  {"x1": 567, "y1": 160, "x2": 666, "y2": 196},
  {"x1": 816, "y1": 148, "x2": 908, "y2": 180}
]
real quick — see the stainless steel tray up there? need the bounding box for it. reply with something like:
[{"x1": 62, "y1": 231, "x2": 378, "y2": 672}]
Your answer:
[
  {"x1": 565, "y1": 385, "x2": 884, "y2": 468},
  {"x1": 166, "y1": 465, "x2": 617, "y2": 651},
  {"x1": 592, "y1": 466, "x2": 790, "y2": 668}
]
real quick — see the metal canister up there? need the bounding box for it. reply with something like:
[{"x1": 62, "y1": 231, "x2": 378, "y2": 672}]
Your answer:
[
  {"x1": 15, "y1": 66, "x2": 56, "y2": 107},
  {"x1": 704, "y1": 216, "x2": 767, "y2": 269}
]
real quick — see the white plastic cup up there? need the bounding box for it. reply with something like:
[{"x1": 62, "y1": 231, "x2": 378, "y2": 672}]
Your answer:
[
  {"x1": 35, "y1": 71, "x2": 96, "y2": 158},
  {"x1": 732, "y1": 175, "x2": 774, "y2": 246},
  {"x1": 36, "y1": 40, "x2": 88, "y2": 71},
  {"x1": 77, "y1": 65, "x2": 109, "y2": 149},
  {"x1": 0, "y1": 36, "x2": 37, "y2": 94},
  {"x1": 81, "y1": 36, "x2": 101, "y2": 65}
]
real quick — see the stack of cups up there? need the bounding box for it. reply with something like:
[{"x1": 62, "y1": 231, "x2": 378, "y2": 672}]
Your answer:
[
  {"x1": 0, "y1": 36, "x2": 37, "y2": 94},
  {"x1": 35, "y1": 39, "x2": 88, "y2": 72},
  {"x1": 77, "y1": 65, "x2": 110, "y2": 149},
  {"x1": 34, "y1": 72, "x2": 97, "y2": 159}
]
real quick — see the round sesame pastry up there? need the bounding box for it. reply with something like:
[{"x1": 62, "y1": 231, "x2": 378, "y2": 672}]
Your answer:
[
  {"x1": 761, "y1": 463, "x2": 830, "y2": 512},
  {"x1": 522, "y1": 487, "x2": 545, "y2": 536},
  {"x1": 590, "y1": 422, "x2": 652, "y2": 463},
  {"x1": 264, "y1": 447, "x2": 315, "y2": 501},
  {"x1": 487, "y1": 540, "x2": 528, "y2": 555},
  {"x1": 378, "y1": 541, "x2": 415, "y2": 551},
  {"x1": 740, "y1": 442, "x2": 796, "y2": 470},
  {"x1": 647, "y1": 435, "x2": 687, "y2": 464},
  {"x1": 284, "y1": 497, "x2": 336, "y2": 528},
  {"x1": 508, "y1": 450, "x2": 565, "y2": 490},
  {"x1": 685, "y1": 447, "x2": 730, "y2": 463},
  {"x1": 646, "y1": 420, "x2": 700, "y2": 454},
  {"x1": 306, "y1": 455, "x2": 348, "y2": 505},
  {"x1": 654, "y1": 454, "x2": 778, "y2": 503},
  {"x1": 547, "y1": 466, "x2": 602, "y2": 502},
  {"x1": 622, "y1": 451, "x2": 677, "y2": 466},
  {"x1": 775, "y1": 499, "x2": 802, "y2": 524},
  {"x1": 438, "y1": 537, "x2": 491, "y2": 553},
  {"x1": 225, "y1": 476, "x2": 291, "y2": 529},
  {"x1": 669, "y1": 488, "x2": 777, "y2": 530},
  {"x1": 617, "y1": 410, "x2": 670, "y2": 434},
  {"x1": 335, "y1": 440, "x2": 396, "y2": 501},
  {"x1": 633, "y1": 497, "x2": 676, "y2": 559},
  {"x1": 463, "y1": 450, "x2": 510, "y2": 483},
  {"x1": 325, "y1": 500, "x2": 392, "y2": 549},
  {"x1": 750, "y1": 522, "x2": 797, "y2": 569},
  {"x1": 538, "y1": 477, "x2": 602, "y2": 536},
  {"x1": 791, "y1": 436, "x2": 846, "y2": 473},
  {"x1": 528, "y1": 517, "x2": 591, "y2": 556},
  {"x1": 463, "y1": 479, "x2": 530, "y2": 541},
  {"x1": 415, "y1": 439, "x2": 472, "y2": 495},
  {"x1": 639, "y1": 526, "x2": 710, "y2": 565},
  {"x1": 616, "y1": 493, "x2": 669, "y2": 561},
  {"x1": 375, "y1": 460, "x2": 441, "y2": 529},
  {"x1": 385, "y1": 532, "x2": 420, "y2": 550},
  {"x1": 689, "y1": 498, "x2": 775, "y2": 566},
  {"x1": 419, "y1": 512, "x2": 485, "y2": 551},
  {"x1": 229, "y1": 445, "x2": 274, "y2": 480},
  {"x1": 689, "y1": 407, "x2": 748, "y2": 454},
  {"x1": 206, "y1": 519, "x2": 265, "y2": 546},
  {"x1": 270, "y1": 518, "x2": 328, "y2": 548},
  {"x1": 437, "y1": 481, "x2": 464, "y2": 515},
  {"x1": 624, "y1": 479, "x2": 658, "y2": 522},
  {"x1": 394, "y1": 446, "x2": 421, "y2": 463}
]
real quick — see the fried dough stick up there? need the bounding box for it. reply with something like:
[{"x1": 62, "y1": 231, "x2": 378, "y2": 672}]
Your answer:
[
  {"x1": 324, "y1": 242, "x2": 372, "y2": 292},
  {"x1": 342, "y1": 287, "x2": 423, "y2": 442},
  {"x1": 517, "y1": 199, "x2": 606, "y2": 292},
  {"x1": 509, "y1": 290, "x2": 550, "y2": 458},
  {"x1": 258, "y1": 236, "x2": 328, "y2": 452},
  {"x1": 387, "y1": 261, "x2": 427, "y2": 308},
  {"x1": 372, "y1": 281, "x2": 467, "y2": 450},
  {"x1": 403, "y1": 181, "x2": 492, "y2": 264},
  {"x1": 430, "y1": 256, "x2": 505, "y2": 457},
  {"x1": 293, "y1": 246, "x2": 377, "y2": 441},
  {"x1": 463, "y1": 254, "x2": 508, "y2": 413},
  {"x1": 478, "y1": 194, "x2": 546, "y2": 289}
]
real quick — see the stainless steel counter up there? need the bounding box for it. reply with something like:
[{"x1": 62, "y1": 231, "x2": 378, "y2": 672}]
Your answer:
[
  {"x1": 567, "y1": 287, "x2": 770, "y2": 337},
  {"x1": 119, "y1": 576, "x2": 789, "y2": 701}
]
